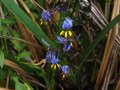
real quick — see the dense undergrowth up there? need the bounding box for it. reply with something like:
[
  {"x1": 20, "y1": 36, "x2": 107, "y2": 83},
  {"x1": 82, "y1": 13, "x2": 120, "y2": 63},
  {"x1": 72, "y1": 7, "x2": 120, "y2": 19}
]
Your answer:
[{"x1": 0, "y1": 0, "x2": 120, "y2": 90}]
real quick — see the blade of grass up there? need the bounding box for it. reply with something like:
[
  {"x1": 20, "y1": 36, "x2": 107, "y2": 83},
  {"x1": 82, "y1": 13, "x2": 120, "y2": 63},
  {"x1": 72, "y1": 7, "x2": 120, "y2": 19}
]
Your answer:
[
  {"x1": 105, "y1": 0, "x2": 112, "y2": 20},
  {"x1": 95, "y1": 0, "x2": 120, "y2": 89},
  {"x1": 0, "y1": 50, "x2": 4, "y2": 68},
  {"x1": 4, "y1": 59, "x2": 46, "y2": 88},
  {"x1": 17, "y1": 21, "x2": 39, "y2": 61},
  {"x1": 18, "y1": 0, "x2": 39, "y2": 26},
  {"x1": 1, "y1": 0, "x2": 55, "y2": 49},
  {"x1": 102, "y1": 45, "x2": 118, "y2": 90},
  {"x1": 116, "y1": 78, "x2": 120, "y2": 90}
]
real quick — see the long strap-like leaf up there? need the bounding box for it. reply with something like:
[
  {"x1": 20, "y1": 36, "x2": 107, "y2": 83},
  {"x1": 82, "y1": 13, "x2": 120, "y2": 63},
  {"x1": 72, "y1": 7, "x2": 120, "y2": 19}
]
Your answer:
[
  {"x1": 78, "y1": 14, "x2": 120, "y2": 69},
  {"x1": 1, "y1": 0, "x2": 55, "y2": 48}
]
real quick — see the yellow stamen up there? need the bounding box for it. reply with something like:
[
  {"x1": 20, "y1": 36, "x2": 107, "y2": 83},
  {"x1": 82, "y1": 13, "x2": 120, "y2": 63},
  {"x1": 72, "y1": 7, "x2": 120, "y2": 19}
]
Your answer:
[
  {"x1": 45, "y1": 22, "x2": 48, "y2": 26},
  {"x1": 65, "y1": 31, "x2": 67, "y2": 38},
  {"x1": 40, "y1": 21, "x2": 43, "y2": 25},
  {"x1": 51, "y1": 64, "x2": 54, "y2": 68},
  {"x1": 57, "y1": 64, "x2": 60, "y2": 68},
  {"x1": 62, "y1": 74, "x2": 65, "y2": 78},
  {"x1": 40, "y1": 19, "x2": 43, "y2": 22},
  {"x1": 70, "y1": 42, "x2": 73, "y2": 46},
  {"x1": 54, "y1": 64, "x2": 56, "y2": 69},
  {"x1": 60, "y1": 31, "x2": 64, "y2": 36},
  {"x1": 40, "y1": 19, "x2": 43, "y2": 25},
  {"x1": 68, "y1": 30, "x2": 73, "y2": 37}
]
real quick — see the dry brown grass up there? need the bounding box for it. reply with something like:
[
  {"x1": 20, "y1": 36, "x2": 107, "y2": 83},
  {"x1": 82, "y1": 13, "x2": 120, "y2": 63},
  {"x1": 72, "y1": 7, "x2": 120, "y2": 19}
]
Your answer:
[{"x1": 94, "y1": 0, "x2": 120, "y2": 89}]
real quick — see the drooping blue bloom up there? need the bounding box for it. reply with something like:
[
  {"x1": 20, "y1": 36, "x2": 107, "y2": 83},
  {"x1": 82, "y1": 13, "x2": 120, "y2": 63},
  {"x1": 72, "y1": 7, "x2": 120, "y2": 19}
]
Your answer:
[
  {"x1": 46, "y1": 47, "x2": 55, "y2": 62},
  {"x1": 45, "y1": 47, "x2": 60, "y2": 69},
  {"x1": 41, "y1": 10, "x2": 51, "y2": 22},
  {"x1": 57, "y1": 36, "x2": 73, "y2": 43},
  {"x1": 62, "y1": 17, "x2": 73, "y2": 30},
  {"x1": 56, "y1": 36, "x2": 67, "y2": 43},
  {"x1": 60, "y1": 17, "x2": 73, "y2": 38},
  {"x1": 56, "y1": 36, "x2": 73, "y2": 52},
  {"x1": 60, "y1": 65, "x2": 69, "y2": 78},
  {"x1": 50, "y1": 56, "x2": 60, "y2": 69},
  {"x1": 50, "y1": 57, "x2": 59, "y2": 64},
  {"x1": 61, "y1": 65, "x2": 69, "y2": 74},
  {"x1": 63, "y1": 42, "x2": 71, "y2": 52}
]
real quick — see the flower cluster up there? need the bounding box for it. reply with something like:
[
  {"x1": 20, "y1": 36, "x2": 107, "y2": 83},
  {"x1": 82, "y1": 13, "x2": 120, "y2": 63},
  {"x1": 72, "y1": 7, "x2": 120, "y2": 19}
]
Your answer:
[
  {"x1": 46, "y1": 47, "x2": 69, "y2": 78},
  {"x1": 57, "y1": 36, "x2": 73, "y2": 52},
  {"x1": 46, "y1": 47, "x2": 60, "y2": 70},
  {"x1": 40, "y1": 10, "x2": 51, "y2": 25},
  {"x1": 60, "y1": 17, "x2": 73, "y2": 38},
  {"x1": 40, "y1": 9, "x2": 73, "y2": 78},
  {"x1": 58, "y1": 17, "x2": 74, "y2": 52},
  {"x1": 60, "y1": 65, "x2": 69, "y2": 78}
]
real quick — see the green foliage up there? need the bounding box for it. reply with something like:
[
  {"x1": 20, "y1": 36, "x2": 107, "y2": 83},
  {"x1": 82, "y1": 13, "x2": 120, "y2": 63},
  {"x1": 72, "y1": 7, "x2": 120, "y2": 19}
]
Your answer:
[
  {"x1": 1, "y1": 0, "x2": 55, "y2": 49},
  {"x1": 0, "y1": 17, "x2": 16, "y2": 25},
  {"x1": 0, "y1": 0, "x2": 119, "y2": 89},
  {"x1": 0, "y1": 69, "x2": 5, "y2": 80},
  {"x1": 12, "y1": 76, "x2": 27, "y2": 90},
  {"x1": 0, "y1": 50, "x2": 4, "y2": 68},
  {"x1": 17, "y1": 51, "x2": 31, "y2": 60}
]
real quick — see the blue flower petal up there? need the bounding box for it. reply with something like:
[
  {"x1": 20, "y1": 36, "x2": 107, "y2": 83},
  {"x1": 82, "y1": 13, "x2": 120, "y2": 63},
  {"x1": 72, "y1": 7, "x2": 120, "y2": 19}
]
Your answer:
[
  {"x1": 63, "y1": 42, "x2": 71, "y2": 52},
  {"x1": 42, "y1": 38, "x2": 50, "y2": 47},
  {"x1": 62, "y1": 17, "x2": 73, "y2": 30},
  {"x1": 57, "y1": 36, "x2": 74, "y2": 44},
  {"x1": 41, "y1": 10, "x2": 51, "y2": 21},
  {"x1": 46, "y1": 47, "x2": 55, "y2": 62},
  {"x1": 60, "y1": 65, "x2": 69, "y2": 74},
  {"x1": 50, "y1": 57, "x2": 59, "y2": 64},
  {"x1": 56, "y1": 36, "x2": 67, "y2": 43},
  {"x1": 46, "y1": 47, "x2": 60, "y2": 64}
]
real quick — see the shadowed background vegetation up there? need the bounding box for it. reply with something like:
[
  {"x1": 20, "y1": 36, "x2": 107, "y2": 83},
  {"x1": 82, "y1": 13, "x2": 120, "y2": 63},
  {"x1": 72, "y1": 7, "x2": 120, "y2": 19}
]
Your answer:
[{"x1": 0, "y1": 0, "x2": 120, "y2": 90}]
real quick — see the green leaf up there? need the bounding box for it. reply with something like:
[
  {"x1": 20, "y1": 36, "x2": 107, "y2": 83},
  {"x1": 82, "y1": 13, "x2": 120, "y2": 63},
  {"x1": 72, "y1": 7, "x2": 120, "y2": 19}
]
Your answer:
[
  {"x1": 18, "y1": 51, "x2": 31, "y2": 59},
  {"x1": 0, "y1": 25, "x2": 9, "y2": 35},
  {"x1": 11, "y1": 30, "x2": 26, "y2": 51},
  {"x1": 24, "y1": 82, "x2": 34, "y2": 90},
  {"x1": 0, "y1": 50, "x2": 4, "y2": 68},
  {"x1": 0, "y1": 17, "x2": 16, "y2": 25},
  {"x1": 12, "y1": 76, "x2": 26, "y2": 90},
  {"x1": 35, "y1": 69, "x2": 49, "y2": 87},
  {"x1": 78, "y1": 15, "x2": 120, "y2": 69},
  {"x1": 0, "y1": 69, "x2": 5, "y2": 80},
  {"x1": 15, "y1": 62, "x2": 47, "y2": 88},
  {"x1": 1, "y1": 0, "x2": 56, "y2": 49}
]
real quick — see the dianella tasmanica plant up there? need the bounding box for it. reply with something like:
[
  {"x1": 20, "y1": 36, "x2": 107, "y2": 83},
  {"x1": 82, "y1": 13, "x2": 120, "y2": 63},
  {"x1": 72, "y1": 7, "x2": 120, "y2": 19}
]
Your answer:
[{"x1": 0, "y1": 0, "x2": 120, "y2": 90}]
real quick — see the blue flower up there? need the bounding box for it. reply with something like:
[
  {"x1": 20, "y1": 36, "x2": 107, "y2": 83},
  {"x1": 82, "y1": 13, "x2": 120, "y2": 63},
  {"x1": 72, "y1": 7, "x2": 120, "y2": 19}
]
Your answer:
[
  {"x1": 45, "y1": 47, "x2": 60, "y2": 69},
  {"x1": 60, "y1": 17, "x2": 73, "y2": 38},
  {"x1": 50, "y1": 57, "x2": 59, "y2": 64},
  {"x1": 50, "y1": 57, "x2": 60, "y2": 69},
  {"x1": 60, "y1": 65, "x2": 69, "y2": 78},
  {"x1": 46, "y1": 47, "x2": 55, "y2": 62},
  {"x1": 62, "y1": 17, "x2": 73, "y2": 30},
  {"x1": 63, "y1": 42, "x2": 71, "y2": 52},
  {"x1": 40, "y1": 10, "x2": 51, "y2": 25},
  {"x1": 57, "y1": 36, "x2": 73, "y2": 52},
  {"x1": 41, "y1": 10, "x2": 51, "y2": 21}
]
